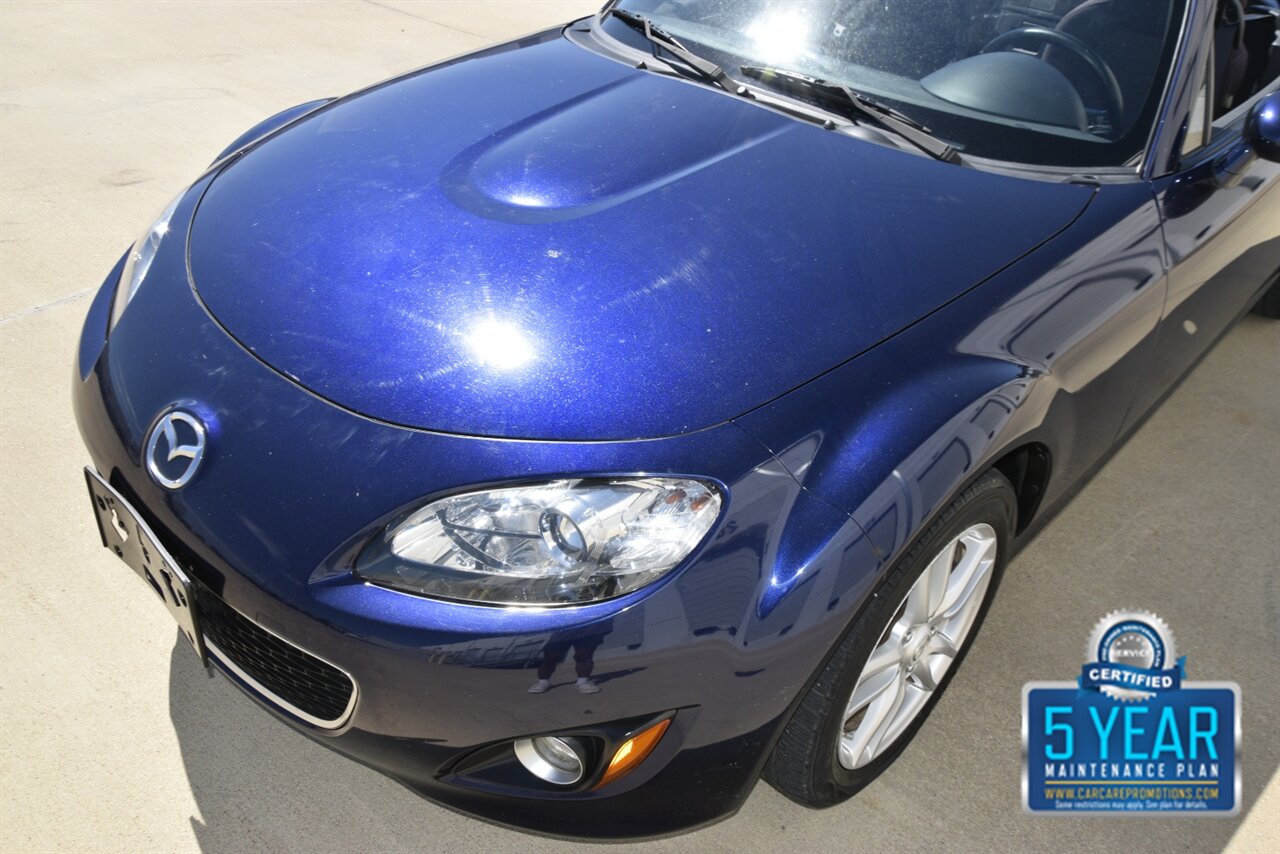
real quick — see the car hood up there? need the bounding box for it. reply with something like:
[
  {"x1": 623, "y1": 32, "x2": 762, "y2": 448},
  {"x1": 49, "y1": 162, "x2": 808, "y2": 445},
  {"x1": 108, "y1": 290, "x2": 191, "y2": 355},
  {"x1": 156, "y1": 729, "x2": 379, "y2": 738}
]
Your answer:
[{"x1": 189, "y1": 30, "x2": 1093, "y2": 441}]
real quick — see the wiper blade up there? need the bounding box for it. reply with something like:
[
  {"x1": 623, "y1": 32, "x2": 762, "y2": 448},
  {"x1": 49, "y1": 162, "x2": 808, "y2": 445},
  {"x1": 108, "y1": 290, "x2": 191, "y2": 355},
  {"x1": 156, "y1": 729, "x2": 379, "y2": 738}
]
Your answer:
[
  {"x1": 609, "y1": 8, "x2": 739, "y2": 94},
  {"x1": 739, "y1": 65, "x2": 959, "y2": 163}
]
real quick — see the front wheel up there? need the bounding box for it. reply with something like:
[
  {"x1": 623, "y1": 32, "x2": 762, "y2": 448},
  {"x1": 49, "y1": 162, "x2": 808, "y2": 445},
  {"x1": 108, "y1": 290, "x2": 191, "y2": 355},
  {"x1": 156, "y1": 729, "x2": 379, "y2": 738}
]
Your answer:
[{"x1": 764, "y1": 468, "x2": 1016, "y2": 807}]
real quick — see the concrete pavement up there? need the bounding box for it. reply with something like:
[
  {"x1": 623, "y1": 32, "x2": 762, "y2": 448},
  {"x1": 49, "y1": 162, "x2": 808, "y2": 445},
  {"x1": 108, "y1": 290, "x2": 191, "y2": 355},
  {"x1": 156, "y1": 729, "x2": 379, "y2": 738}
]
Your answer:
[{"x1": 2, "y1": 2, "x2": 1277, "y2": 852}]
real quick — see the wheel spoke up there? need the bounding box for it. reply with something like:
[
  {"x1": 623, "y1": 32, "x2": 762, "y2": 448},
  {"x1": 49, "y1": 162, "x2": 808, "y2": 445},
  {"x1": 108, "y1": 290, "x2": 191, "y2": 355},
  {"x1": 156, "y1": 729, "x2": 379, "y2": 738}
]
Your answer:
[
  {"x1": 938, "y1": 531, "x2": 995, "y2": 619},
  {"x1": 866, "y1": 636, "x2": 904, "y2": 676},
  {"x1": 928, "y1": 630, "x2": 959, "y2": 658},
  {"x1": 907, "y1": 537, "x2": 954, "y2": 623},
  {"x1": 845, "y1": 651, "x2": 899, "y2": 718},
  {"x1": 904, "y1": 581, "x2": 930, "y2": 626},
  {"x1": 843, "y1": 669, "x2": 906, "y2": 766},
  {"x1": 912, "y1": 662, "x2": 939, "y2": 692},
  {"x1": 862, "y1": 673, "x2": 909, "y2": 759}
]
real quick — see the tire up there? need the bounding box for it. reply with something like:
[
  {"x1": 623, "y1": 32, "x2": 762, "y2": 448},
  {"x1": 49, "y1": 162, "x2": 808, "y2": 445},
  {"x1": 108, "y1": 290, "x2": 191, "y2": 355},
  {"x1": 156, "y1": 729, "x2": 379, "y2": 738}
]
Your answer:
[
  {"x1": 764, "y1": 468, "x2": 1017, "y2": 807},
  {"x1": 1251, "y1": 274, "x2": 1280, "y2": 319}
]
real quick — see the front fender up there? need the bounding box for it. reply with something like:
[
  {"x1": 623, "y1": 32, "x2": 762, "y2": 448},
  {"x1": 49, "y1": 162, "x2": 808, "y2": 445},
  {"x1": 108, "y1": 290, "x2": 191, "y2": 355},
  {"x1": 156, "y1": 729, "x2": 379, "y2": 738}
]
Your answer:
[
  {"x1": 210, "y1": 98, "x2": 335, "y2": 165},
  {"x1": 736, "y1": 180, "x2": 1167, "y2": 566},
  {"x1": 738, "y1": 338, "x2": 1038, "y2": 562}
]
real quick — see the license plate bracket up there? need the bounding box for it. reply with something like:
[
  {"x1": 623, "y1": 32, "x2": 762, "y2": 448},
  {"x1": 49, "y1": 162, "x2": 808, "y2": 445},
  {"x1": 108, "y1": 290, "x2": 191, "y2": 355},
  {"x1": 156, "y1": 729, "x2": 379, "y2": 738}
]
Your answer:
[{"x1": 84, "y1": 468, "x2": 207, "y2": 664}]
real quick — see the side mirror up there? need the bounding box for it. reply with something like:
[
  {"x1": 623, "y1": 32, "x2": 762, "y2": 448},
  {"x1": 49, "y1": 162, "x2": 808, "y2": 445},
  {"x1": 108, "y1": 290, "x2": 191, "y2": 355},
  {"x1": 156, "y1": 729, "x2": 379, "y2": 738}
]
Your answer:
[{"x1": 1244, "y1": 92, "x2": 1280, "y2": 163}]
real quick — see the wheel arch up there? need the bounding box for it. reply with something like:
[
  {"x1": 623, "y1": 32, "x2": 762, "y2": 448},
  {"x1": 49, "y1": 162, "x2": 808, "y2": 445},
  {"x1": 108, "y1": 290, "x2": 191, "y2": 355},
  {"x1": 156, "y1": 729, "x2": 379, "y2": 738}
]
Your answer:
[{"x1": 989, "y1": 441, "x2": 1053, "y2": 534}]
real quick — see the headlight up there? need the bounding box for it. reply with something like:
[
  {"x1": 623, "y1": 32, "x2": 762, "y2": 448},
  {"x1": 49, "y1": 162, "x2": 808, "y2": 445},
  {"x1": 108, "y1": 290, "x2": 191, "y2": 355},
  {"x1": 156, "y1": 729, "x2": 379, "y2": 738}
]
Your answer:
[
  {"x1": 355, "y1": 478, "x2": 722, "y2": 605},
  {"x1": 109, "y1": 193, "x2": 184, "y2": 330}
]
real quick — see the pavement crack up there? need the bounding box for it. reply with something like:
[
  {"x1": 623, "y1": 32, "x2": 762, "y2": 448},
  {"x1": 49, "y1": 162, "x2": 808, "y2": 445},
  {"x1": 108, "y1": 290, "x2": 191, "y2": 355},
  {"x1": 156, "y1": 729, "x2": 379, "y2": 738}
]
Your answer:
[
  {"x1": 1, "y1": 287, "x2": 95, "y2": 325},
  {"x1": 360, "y1": 0, "x2": 489, "y2": 40}
]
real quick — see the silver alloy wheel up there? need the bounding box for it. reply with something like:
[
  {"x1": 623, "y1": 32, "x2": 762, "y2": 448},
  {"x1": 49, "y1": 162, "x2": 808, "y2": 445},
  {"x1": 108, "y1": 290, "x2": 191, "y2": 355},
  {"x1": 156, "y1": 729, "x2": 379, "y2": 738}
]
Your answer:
[{"x1": 837, "y1": 523, "x2": 998, "y2": 770}]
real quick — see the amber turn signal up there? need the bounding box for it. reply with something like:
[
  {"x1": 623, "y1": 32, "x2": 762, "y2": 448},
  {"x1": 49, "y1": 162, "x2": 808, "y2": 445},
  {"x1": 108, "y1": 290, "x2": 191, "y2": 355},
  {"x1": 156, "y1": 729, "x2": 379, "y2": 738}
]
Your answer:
[{"x1": 595, "y1": 718, "x2": 671, "y2": 789}]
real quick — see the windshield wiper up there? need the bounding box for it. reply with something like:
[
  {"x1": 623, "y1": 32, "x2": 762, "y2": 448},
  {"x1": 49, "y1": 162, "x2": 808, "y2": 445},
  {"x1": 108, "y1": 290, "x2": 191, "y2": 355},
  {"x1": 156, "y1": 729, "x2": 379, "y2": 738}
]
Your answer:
[
  {"x1": 739, "y1": 65, "x2": 959, "y2": 163},
  {"x1": 608, "y1": 8, "x2": 739, "y2": 94}
]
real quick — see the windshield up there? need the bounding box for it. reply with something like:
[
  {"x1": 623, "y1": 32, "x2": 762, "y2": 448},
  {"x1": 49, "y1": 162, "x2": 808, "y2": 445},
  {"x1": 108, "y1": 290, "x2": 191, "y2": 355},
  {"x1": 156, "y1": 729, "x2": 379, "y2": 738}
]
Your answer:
[{"x1": 602, "y1": 0, "x2": 1187, "y2": 168}]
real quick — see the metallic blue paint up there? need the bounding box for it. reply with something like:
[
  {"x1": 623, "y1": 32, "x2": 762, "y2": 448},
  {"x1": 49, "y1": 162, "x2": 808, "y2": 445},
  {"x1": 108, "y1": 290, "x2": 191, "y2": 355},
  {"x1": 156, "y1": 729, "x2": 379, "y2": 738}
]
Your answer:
[
  {"x1": 737, "y1": 180, "x2": 1179, "y2": 558},
  {"x1": 187, "y1": 32, "x2": 1091, "y2": 441},
  {"x1": 74, "y1": 2, "x2": 1279, "y2": 840}
]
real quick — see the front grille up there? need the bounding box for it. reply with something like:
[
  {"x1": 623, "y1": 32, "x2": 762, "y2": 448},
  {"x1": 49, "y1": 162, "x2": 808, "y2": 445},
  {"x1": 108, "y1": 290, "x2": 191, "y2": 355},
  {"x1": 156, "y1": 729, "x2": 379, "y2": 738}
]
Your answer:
[{"x1": 197, "y1": 594, "x2": 355, "y2": 725}]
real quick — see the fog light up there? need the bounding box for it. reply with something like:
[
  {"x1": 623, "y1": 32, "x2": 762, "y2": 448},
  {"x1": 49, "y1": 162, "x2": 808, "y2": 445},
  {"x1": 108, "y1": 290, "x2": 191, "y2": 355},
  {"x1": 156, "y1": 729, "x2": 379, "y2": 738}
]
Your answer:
[{"x1": 514, "y1": 736, "x2": 586, "y2": 785}]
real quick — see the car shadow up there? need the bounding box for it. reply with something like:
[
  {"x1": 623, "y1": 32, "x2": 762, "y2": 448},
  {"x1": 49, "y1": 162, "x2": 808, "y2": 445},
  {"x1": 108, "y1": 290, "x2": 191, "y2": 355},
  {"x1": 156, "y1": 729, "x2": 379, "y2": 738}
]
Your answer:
[{"x1": 165, "y1": 636, "x2": 566, "y2": 852}]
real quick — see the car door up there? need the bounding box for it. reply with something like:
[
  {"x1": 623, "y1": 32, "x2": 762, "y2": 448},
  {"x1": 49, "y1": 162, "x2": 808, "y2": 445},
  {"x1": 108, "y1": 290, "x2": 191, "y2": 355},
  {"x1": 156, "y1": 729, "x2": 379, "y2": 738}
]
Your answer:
[{"x1": 1125, "y1": 0, "x2": 1280, "y2": 427}]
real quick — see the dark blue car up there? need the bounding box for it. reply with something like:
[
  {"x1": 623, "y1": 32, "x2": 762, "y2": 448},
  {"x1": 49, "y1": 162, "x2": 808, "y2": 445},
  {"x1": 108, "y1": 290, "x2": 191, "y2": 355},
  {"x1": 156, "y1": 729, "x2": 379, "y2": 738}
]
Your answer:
[{"x1": 75, "y1": 0, "x2": 1280, "y2": 838}]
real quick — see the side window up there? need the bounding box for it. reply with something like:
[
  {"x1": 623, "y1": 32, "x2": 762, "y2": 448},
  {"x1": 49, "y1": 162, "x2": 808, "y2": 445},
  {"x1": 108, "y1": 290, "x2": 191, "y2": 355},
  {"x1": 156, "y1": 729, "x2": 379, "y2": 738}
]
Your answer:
[
  {"x1": 1212, "y1": 0, "x2": 1280, "y2": 119},
  {"x1": 1183, "y1": 0, "x2": 1280, "y2": 157}
]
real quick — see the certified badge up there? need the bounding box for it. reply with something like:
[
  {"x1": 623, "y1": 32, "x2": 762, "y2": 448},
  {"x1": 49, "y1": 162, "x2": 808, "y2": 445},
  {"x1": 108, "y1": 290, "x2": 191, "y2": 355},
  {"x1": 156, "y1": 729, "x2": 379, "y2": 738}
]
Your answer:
[{"x1": 1083, "y1": 610, "x2": 1183, "y2": 701}]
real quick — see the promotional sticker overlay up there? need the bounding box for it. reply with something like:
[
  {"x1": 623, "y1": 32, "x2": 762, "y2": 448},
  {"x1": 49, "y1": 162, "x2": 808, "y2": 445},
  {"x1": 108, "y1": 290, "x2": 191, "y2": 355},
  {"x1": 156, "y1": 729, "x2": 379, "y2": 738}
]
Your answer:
[{"x1": 1023, "y1": 611, "x2": 1241, "y2": 815}]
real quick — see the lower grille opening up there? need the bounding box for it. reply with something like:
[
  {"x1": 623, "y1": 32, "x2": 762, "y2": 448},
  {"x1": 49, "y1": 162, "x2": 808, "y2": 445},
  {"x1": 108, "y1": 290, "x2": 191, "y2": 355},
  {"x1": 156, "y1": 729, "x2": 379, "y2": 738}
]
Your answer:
[{"x1": 197, "y1": 594, "x2": 355, "y2": 726}]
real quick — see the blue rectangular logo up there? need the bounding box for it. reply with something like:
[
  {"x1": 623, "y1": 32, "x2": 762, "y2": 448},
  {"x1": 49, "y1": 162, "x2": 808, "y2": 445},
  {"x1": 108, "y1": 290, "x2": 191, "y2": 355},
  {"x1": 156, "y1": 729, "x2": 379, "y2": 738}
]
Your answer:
[{"x1": 1022, "y1": 681, "x2": 1240, "y2": 815}]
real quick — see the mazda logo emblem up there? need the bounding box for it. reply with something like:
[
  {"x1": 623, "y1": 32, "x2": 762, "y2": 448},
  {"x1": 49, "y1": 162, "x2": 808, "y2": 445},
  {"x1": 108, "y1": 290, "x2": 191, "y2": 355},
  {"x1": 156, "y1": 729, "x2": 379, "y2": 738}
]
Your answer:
[{"x1": 146, "y1": 410, "x2": 207, "y2": 489}]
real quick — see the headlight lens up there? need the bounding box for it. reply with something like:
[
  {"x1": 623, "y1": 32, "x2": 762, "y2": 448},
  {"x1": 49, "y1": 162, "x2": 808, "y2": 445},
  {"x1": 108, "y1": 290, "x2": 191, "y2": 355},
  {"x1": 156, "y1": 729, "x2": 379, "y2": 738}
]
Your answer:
[
  {"x1": 355, "y1": 478, "x2": 722, "y2": 605},
  {"x1": 109, "y1": 193, "x2": 184, "y2": 330}
]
